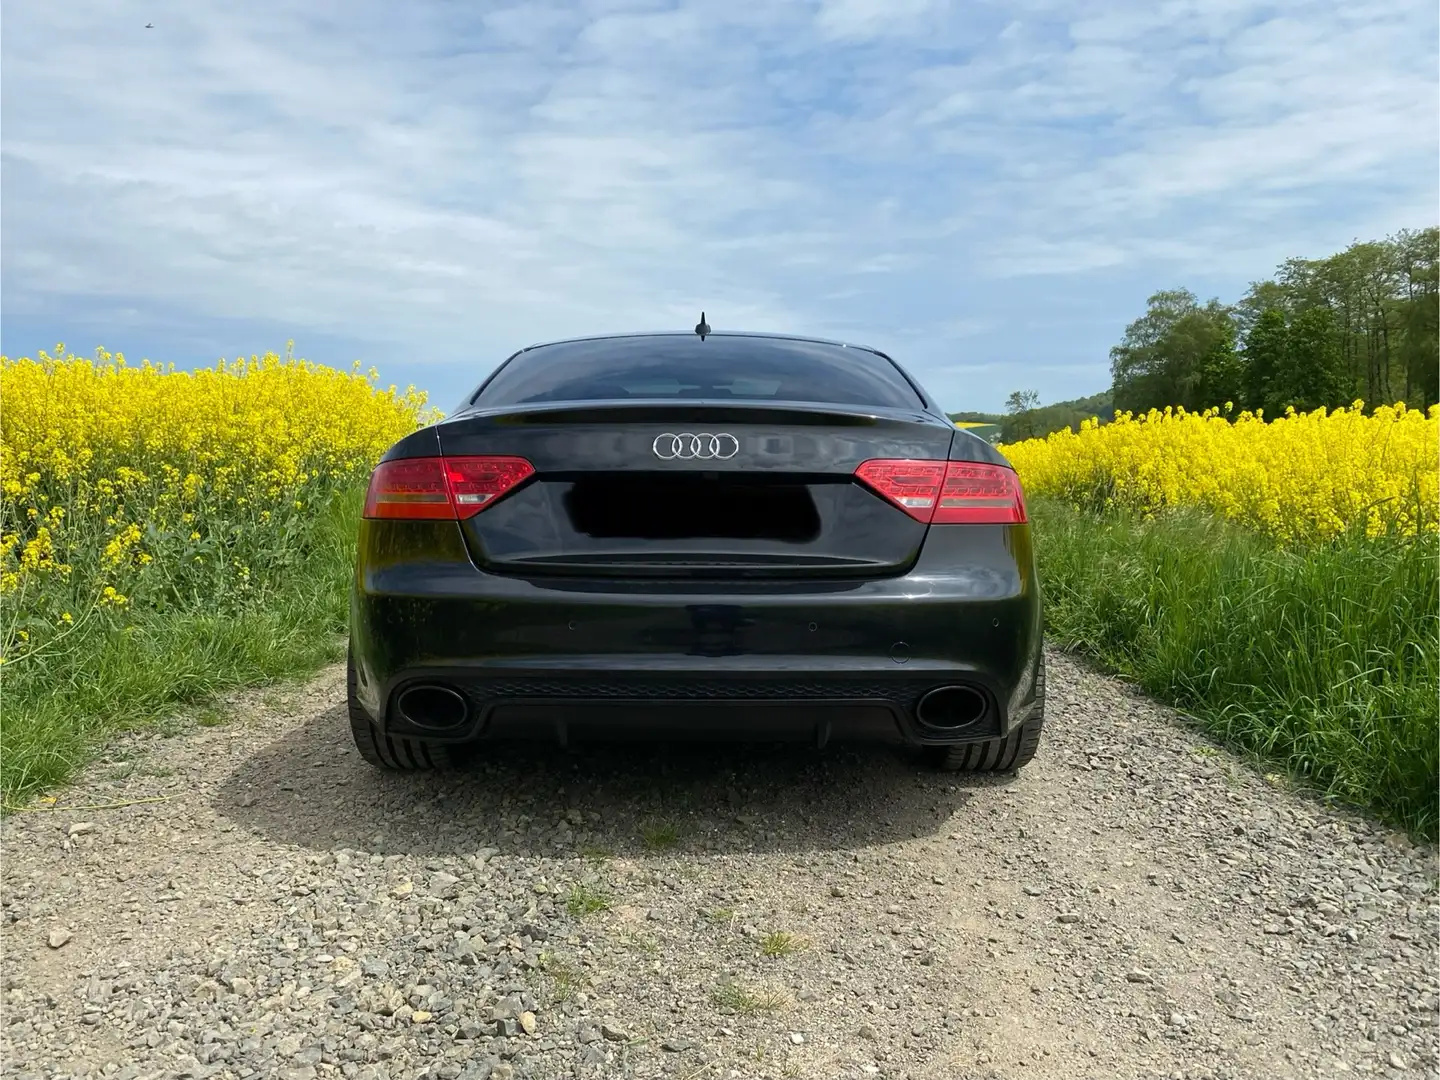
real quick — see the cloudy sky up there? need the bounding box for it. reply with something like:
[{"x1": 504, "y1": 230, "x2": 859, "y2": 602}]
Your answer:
[{"x1": 2, "y1": 0, "x2": 1435, "y2": 413}]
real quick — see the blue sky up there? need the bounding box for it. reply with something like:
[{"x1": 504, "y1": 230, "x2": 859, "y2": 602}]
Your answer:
[{"x1": 2, "y1": 0, "x2": 1435, "y2": 414}]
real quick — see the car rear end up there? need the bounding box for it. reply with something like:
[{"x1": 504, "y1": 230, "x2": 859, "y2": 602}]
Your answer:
[{"x1": 348, "y1": 333, "x2": 1044, "y2": 769}]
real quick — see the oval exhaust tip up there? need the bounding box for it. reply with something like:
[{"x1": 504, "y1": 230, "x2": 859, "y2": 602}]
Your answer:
[
  {"x1": 396, "y1": 685, "x2": 469, "y2": 731},
  {"x1": 916, "y1": 685, "x2": 987, "y2": 730}
]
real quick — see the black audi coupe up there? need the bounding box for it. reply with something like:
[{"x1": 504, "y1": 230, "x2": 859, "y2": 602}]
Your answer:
[{"x1": 347, "y1": 326, "x2": 1045, "y2": 773}]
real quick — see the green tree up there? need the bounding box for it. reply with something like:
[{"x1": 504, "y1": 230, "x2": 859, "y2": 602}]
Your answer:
[
  {"x1": 1005, "y1": 389, "x2": 1040, "y2": 414},
  {"x1": 1110, "y1": 290, "x2": 1237, "y2": 413},
  {"x1": 1343, "y1": 241, "x2": 1402, "y2": 404},
  {"x1": 1243, "y1": 308, "x2": 1289, "y2": 412},
  {"x1": 998, "y1": 392, "x2": 1115, "y2": 442},
  {"x1": 1394, "y1": 227, "x2": 1439, "y2": 407},
  {"x1": 1265, "y1": 233, "x2": 1432, "y2": 406},
  {"x1": 1105, "y1": 225, "x2": 1437, "y2": 418},
  {"x1": 1267, "y1": 306, "x2": 1349, "y2": 414},
  {"x1": 1194, "y1": 319, "x2": 1243, "y2": 410},
  {"x1": 1235, "y1": 279, "x2": 1292, "y2": 339},
  {"x1": 1001, "y1": 389, "x2": 1042, "y2": 441}
]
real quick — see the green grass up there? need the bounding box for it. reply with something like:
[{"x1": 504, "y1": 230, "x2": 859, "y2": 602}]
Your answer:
[
  {"x1": 538, "y1": 951, "x2": 583, "y2": 1001},
  {"x1": 195, "y1": 705, "x2": 226, "y2": 728},
  {"x1": 618, "y1": 928, "x2": 661, "y2": 956},
  {"x1": 710, "y1": 981, "x2": 790, "y2": 1016},
  {"x1": 1, "y1": 487, "x2": 363, "y2": 805},
  {"x1": 641, "y1": 821, "x2": 680, "y2": 851},
  {"x1": 759, "y1": 931, "x2": 806, "y2": 958},
  {"x1": 564, "y1": 883, "x2": 612, "y2": 917},
  {"x1": 1030, "y1": 498, "x2": 1439, "y2": 839}
]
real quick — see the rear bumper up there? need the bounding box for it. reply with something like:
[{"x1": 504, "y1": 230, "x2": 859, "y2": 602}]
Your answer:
[
  {"x1": 350, "y1": 519, "x2": 1043, "y2": 749},
  {"x1": 361, "y1": 664, "x2": 1032, "y2": 748}
]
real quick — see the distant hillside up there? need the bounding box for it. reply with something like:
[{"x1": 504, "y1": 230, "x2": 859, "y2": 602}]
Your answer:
[
  {"x1": 999, "y1": 390, "x2": 1115, "y2": 443},
  {"x1": 951, "y1": 423, "x2": 1003, "y2": 444},
  {"x1": 948, "y1": 394, "x2": 1113, "y2": 443},
  {"x1": 946, "y1": 410, "x2": 1005, "y2": 425}
]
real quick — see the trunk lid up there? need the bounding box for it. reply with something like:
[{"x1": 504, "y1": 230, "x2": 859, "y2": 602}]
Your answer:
[{"x1": 436, "y1": 401, "x2": 958, "y2": 579}]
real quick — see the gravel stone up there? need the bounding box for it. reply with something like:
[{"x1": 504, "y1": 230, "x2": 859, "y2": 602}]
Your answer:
[{"x1": 3, "y1": 649, "x2": 1437, "y2": 1080}]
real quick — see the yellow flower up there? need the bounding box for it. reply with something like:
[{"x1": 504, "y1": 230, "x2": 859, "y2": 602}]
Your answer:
[
  {"x1": 2, "y1": 344, "x2": 431, "y2": 603},
  {"x1": 1000, "y1": 401, "x2": 1439, "y2": 545}
]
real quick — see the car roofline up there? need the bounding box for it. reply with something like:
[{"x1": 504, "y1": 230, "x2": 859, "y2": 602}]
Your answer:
[
  {"x1": 514, "y1": 330, "x2": 897, "y2": 362},
  {"x1": 458, "y1": 330, "x2": 942, "y2": 418}
]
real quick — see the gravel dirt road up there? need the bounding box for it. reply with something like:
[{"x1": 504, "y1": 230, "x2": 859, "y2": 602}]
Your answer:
[{"x1": 4, "y1": 648, "x2": 1437, "y2": 1080}]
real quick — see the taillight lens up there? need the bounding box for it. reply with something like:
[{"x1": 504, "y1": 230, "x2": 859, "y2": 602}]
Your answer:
[
  {"x1": 853, "y1": 460, "x2": 948, "y2": 519},
  {"x1": 854, "y1": 459, "x2": 1027, "y2": 525},
  {"x1": 362, "y1": 455, "x2": 535, "y2": 520},
  {"x1": 934, "y1": 462, "x2": 1027, "y2": 524},
  {"x1": 445, "y1": 457, "x2": 536, "y2": 514}
]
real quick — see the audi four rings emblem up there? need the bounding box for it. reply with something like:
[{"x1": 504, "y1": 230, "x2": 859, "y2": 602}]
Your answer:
[{"x1": 652, "y1": 432, "x2": 740, "y2": 460}]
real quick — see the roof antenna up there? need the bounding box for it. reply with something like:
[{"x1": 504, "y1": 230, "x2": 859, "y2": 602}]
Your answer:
[{"x1": 694, "y1": 311, "x2": 710, "y2": 340}]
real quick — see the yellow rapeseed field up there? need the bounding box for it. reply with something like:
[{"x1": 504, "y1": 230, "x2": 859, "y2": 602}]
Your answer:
[
  {"x1": 1, "y1": 345, "x2": 434, "y2": 642},
  {"x1": 1000, "y1": 402, "x2": 1440, "y2": 544}
]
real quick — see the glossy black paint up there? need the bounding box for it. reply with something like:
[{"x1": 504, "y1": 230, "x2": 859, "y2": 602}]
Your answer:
[
  {"x1": 440, "y1": 403, "x2": 951, "y2": 578},
  {"x1": 350, "y1": 517, "x2": 1042, "y2": 746},
  {"x1": 350, "y1": 333, "x2": 1043, "y2": 750}
]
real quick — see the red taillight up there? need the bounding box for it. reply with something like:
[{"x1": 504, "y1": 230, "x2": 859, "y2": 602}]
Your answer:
[
  {"x1": 362, "y1": 456, "x2": 535, "y2": 520},
  {"x1": 444, "y1": 456, "x2": 536, "y2": 515},
  {"x1": 854, "y1": 459, "x2": 1027, "y2": 525},
  {"x1": 853, "y1": 460, "x2": 948, "y2": 520},
  {"x1": 933, "y1": 462, "x2": 1028, "y2": 524}
]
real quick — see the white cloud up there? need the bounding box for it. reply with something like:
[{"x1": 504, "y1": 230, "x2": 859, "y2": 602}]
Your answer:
[
  {"x1": 814, "y1": 0, "x2": 946, "y2": 41},
  {"x1": 1, "y1": 0, "x2": 1434, "y2": 411}
]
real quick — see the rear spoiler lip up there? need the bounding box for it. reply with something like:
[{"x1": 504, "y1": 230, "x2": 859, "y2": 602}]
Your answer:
[{"x1": 440, "y1": 399, "x2": 946, "y2": 428}]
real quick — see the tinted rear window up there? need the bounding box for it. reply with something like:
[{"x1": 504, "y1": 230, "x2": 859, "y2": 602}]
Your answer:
[{"x1": 473, "y1": 335, "x2": 923, "y2": 410}]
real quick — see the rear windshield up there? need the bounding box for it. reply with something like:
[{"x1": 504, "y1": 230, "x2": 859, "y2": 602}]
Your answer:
[{"x1": 472, "y1": 335, "x2": 923, "y2": 410}]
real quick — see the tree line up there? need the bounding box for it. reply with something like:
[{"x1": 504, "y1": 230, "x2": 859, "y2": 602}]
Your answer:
[
  {"x1": 993, "y1": 390, "x2": 1113, "y2": 442},
  {"x1": 998, "y1": 227, "x2": 1438, "y2": 440},
  {"x1": 1110, "y1": 227, "x2": 1438, "y2": 416}
]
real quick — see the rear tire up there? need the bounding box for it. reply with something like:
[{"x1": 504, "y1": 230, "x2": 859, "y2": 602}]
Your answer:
[
  {"x1": 925, "y1": 654, "x2": 1045, "y2": 773},
  {"x1": 347, "y1": 652, "x2": 462, "y2": 771}
]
